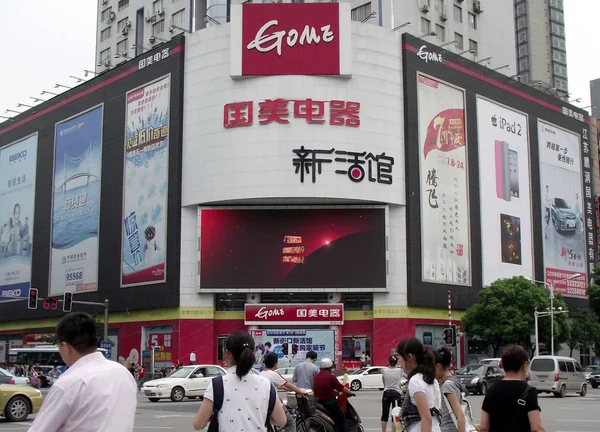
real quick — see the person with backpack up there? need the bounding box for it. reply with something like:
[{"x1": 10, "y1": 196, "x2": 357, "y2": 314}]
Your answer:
[
  {"x1": 192, "y1": 331, "x2": 287, "y2": 431},
  {"x1": 435, "y1": 347, "x2": 466, "y2": 432},
  {"x1": 397, "y1": 338, "x2": 442, "y2": 432},
  {"x1": 480, "y1": 345, "x2": 545, "y2": 432}
]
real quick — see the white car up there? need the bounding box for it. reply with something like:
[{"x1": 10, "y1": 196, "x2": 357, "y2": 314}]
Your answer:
[
  {"x1": 275, "y1": 367, "x2": 295, "y2": 382},
  {"x1": 0, "y1": 368, "x2": 31, "y2": 387},
  {"x1": 339, "y1": 366, "x2": 407, "y2": 391},
  {"x1": 141, "y1": 365, "x2": 226, "y2": 402}
]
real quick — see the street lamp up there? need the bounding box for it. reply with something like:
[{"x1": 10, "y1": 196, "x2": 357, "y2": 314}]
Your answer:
[
  {"x1": 530, "y1": 274, "x2": 581, "y2": 355},
  {"x1": 534, "y1": 307, "x2": 568, "y2": 356}
]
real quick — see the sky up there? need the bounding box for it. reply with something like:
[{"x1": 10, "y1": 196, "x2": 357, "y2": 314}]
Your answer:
[{"x1": 0, "y1": 0, "x2": 598, "y2": 122}]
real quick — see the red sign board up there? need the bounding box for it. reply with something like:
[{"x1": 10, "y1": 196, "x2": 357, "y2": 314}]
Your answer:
[
  {"x1": 231, "y1": 3, "x2": 351, "y2": 77},
  {"x1": 244, "y1": 303, "x2": 344, "y2": 326}
]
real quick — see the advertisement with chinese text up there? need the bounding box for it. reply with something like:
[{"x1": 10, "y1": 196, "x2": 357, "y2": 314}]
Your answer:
[
  {"x1": 0, "y1": 134, "x2": 37, "y2": 298},
  {"x1": 147, "y1": 325, "x2": 173, "y2": 368},
  {"x1": 200, "y1": 208, "x2": 386, "y2": 289},
  {"x1": 121, "y1": 76, "x2": 170, "y2": 287},
  {"x1": 251, "y1": 329, "x2": 335, "y2": 368},
  {"x1": 538, "y1": 120, "x2": 587, "y2": 298},
  {"x1": 417, "y1": 75, "x2": 471, "y2": 286},
  {"x1": 50, "y1": 106, "x2": 103, "y2": 296},
  {"x1": 476, "y1": 97, "x2": 533, "y2": 285}
]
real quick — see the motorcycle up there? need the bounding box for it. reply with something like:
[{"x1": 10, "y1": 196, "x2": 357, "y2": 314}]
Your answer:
[{"x1": 312, "y1": 398, "x2": 363, "y2": 432}]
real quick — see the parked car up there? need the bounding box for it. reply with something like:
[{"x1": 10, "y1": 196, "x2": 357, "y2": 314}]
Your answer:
[
  {"x1": 480, "y1": 358, "x2": 502, "y2": 368},
  {"x1": 338, "y1": 366, "x2": 407, "y2": 392},
  {"x1": 454, "y1": 364, "x2": 504, "y2": 395},
  {"x1": 583, "y1": 365, "x2": 600, "y2": 382},
  {"x1": 0, "y1": 383, "x2": 43, "y2": 422},
  {"x1": 141, "y1": 365, "x2": 226, "y2": 402},
  {"x1": 275, "y1": 367, "x2": 295, "y2": 383},
  {"x1": 528, "y1": 356, "x2": 587, "y2": 397},
  {"x1": 551, "y1": 198, "x2": 578, "y2": 233},
  {"x1": 0, "y1": 368, "x2": 30, "y2": 387},
  {"x1": 588, "y1": 370, "x2": 600, "y2": 389}
]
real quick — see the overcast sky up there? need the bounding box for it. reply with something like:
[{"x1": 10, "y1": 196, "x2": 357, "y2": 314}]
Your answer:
[{"x1": 0, "y1": 0, "x2": 598, "y2": 122}]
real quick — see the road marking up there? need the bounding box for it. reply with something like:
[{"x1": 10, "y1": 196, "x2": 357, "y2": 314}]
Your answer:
[
  {"x1": 555, "y1": 419, "x2": 600, "y2": 423},
  {"x1": 0, "y1": 428, "x2": 28, "y2": 431},
  {"x1": 154, "y1": 415, "x2": 182, "y2": 418},
  {"x1": 557, "y1": 407, "x2": 583, "y2": 409},
  {"x1": 134, "y1": 428, "x2": 174, "y2": 430}
]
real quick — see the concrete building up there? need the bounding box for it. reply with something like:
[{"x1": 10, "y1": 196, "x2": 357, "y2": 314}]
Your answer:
[
  {"x1": 96, "y1": 0, "x2": 517, "y2": 77},
  {"x1": 590, "y1": 78, "x2": 600, "y2": 119},
  {"x1": 514, "y1": 0, "x2": 569, "y2": 98}
]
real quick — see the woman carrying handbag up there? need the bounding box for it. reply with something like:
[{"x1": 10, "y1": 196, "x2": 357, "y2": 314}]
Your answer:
[{"x1": 381, "y1": 355, "x2": 405, "y2": 432}]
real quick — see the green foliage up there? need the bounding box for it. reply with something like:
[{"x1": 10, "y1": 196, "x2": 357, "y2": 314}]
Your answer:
[
  {"x1": 566, "y1": 309, "x2": 600, "y2": 357},
  {"x1": 588, "y1": 283, "x2": 600, "y2": 318}
]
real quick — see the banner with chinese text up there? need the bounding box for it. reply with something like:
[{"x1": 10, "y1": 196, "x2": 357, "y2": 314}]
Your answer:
[
  {"x1": 0, "y1": 134, "x2": 37, "y2": 298},
  {"x1": 121, "y1": 76, "x2": 170, "y2": 287},
  {"x1": 417, "y1": 75, "x2": 471, "y2": 286},
  {"x1": 251, "y1": 329, "x2": 335, "y2": 368},
  {"x1": 50, "y1": 106, "x2": 103, "y2": 296},
  {"x1": 538, "y1": 120, "x2": 587, "y2": 298},
  {"x1": 147, "y1": 325, "x2": 173, "y2": 368}
]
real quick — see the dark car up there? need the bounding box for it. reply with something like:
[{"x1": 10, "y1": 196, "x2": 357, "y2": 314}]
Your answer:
[
  {"x1": 551, "y1": 198, "x2": 578, "y2": 233},
  {"x1": 455, "y1": 364, "x2": 504, "y2": 395},
  {"x1": 588, "y1": 371, "x2": 600, "y2": 389}
]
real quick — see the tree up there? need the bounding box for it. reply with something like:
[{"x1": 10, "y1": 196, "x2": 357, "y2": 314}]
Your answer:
[
  {"x1": 588, "y1": 283, "x2": 600, "y2": 319},
  {"x1": 566, "y1": 310, "x2": 600, "y2": 357},
  {"x1": 462, "y1": 276, "x2": 569, "y2": 356}
]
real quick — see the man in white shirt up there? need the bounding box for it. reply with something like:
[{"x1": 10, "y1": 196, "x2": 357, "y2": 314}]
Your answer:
[
  {"x1": 190, "y1": 349, "x2": 196, "y2": 365},
  {"x1": 29, "y1": 312, "x2": 137, "y2": 432}
]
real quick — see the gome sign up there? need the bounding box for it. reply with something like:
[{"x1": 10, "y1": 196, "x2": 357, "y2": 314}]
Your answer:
[{"x1": 230, "y1": 3, "x2": 352, "y2": 77}]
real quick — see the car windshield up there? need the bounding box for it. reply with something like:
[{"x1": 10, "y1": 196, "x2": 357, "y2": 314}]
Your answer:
[
  {"x1": 554, "y1": 198, "x2": 570, "y2": 209},
  {"x1": 168, "y1": 367, "x2": 194, "y2": 378},
  {"x1": 350, "y1": 368, "x2": 368, "y2": 375},
  {"x1": 584, "y1": 366, "x2": 599, "y2": 373},
  {"x1": 458, "y1": 365, "x2": 486, "y2": 375}
]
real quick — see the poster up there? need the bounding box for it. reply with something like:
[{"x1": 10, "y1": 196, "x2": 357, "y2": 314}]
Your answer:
[
  {"x1": 0, "y1": 134, "x2": 37, "y2": 298},
  {"x1": 251, "y1": 329, "x2": 335, "y2": 368},
  {"x1": 417, "y1": 75, "x2": 471, "y2": 285},
  {"x1": 50, "y1": 106, "x2": 103, "y2": 296},
  {"x1": 476, "y1": 97, "x2": 533, "y2": 285},
  {"x1": 538, "y1": 120, "x2": 587, "y2": 298},
  {"x1": 121, "y1": 76, "x2": 170, "y2": 287},
  {"x1": 146, "y1": 325, "x2": 173, "y2": 368}
]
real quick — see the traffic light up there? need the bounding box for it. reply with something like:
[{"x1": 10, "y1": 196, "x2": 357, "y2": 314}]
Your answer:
[
  {"x1": 291, "y1": 344, "x2": 298, "y2": 355},
  {"x1": 443, "y1": 327, "x2": 453, "y2": 345},
  {"x1": 451, "y1": 325, "x2": 457, "y2": 346},
  {"x1": 28, "y1": 288, "x2": 38, "y2": 310},
  {"x1": 282, "y1": 343, "x2": 288, "y2": 355},
  {"x1": 63, "y1": 292, "x2": 73, "y2": 312}
]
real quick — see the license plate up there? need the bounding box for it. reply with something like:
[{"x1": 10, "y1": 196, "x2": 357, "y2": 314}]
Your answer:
[
  {"x1": 568, "y1": 221, "x2": 575, "y2": 227},
  {"x1": 144, "y1": 390, "x2": 152, "y2": 396}
]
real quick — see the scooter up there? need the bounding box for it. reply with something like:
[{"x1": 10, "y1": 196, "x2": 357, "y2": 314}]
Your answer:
[{"x1": 312, "y1": 399, "x2": 364, "y2": 432}]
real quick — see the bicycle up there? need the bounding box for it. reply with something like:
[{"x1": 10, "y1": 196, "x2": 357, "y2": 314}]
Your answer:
[{"x1": 273, "y1": 393, "x2": 330, "y2": 432}]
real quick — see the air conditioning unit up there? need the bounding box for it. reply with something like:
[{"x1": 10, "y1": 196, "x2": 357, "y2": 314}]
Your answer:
[
  {"x1": 125, "y1": 20, "x2": 131, "y2": 28},
  {"x1": 122, "y1": 27, "x2": 129, "y2": 35},
  {"x1": 145, "y1": 16, "x2": 152, "y2": 22},
  {"x1": 473, "y1": 1, "x2": 483, "y2": 14},
  {"x1": 456, "y1": 0, "x2": 464, "y2": 3},
  {"x1": 109, "y1": 11, "x2": 116, "y2": 20},
  {"x1": 121, "y1": 51, "x2": 129, "y2": 57},
  {"x1": 104, "y1": 59, "x2": 111, "y2": 66},
  {"x1": 157, "y1": 9, "x2": 165, "y2": 16},
  {"x1": 441, "y1": 12, "x2": 448, "y2": 21},
  {"x1": 101, "y1": 0, "x2": 108, "y2": 5},
  {"x1": 149, "y1": 35, "x2": 156, "y2": 44},
  {"x1": 421, "y1": 5, "x2": 430, "y2": 13}
]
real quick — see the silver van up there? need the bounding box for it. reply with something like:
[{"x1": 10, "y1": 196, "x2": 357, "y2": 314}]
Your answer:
[{"x1": 529, "y1": 356, "x2": 587, "y2": 397}]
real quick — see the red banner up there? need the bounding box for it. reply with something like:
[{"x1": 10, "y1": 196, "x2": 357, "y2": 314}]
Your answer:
[
  {"x1": 244, "y1": 303, "x2": 344, "y2": 326},
  {"x1": 422, "y1": 108, "x2": 466, "y2": 159}
]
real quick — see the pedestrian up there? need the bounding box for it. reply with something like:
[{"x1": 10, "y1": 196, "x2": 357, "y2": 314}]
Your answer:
[
  {"x1": 396, "y1": 338, "x2": 442, "y2": 432},
  {"x1": 381, "y1": 355, "x2": 404, "y2": 432},
  {"x1": 192, "y1": 331, "x2": 287, "y2": 431},
  {"x1": 434, "y1": 347, "x2": 466, "y2": 432},
  {"x1": 361, "y1": 351, "x2": 367, "y2": 367},
  {"x1": 292, "y1": 350, "x2": 320, "y2": 389},
  {"x1": 480, "y1": 345, "x2": 545, "y2": 432},
  {"x1": 29, "y1": 312, "x2": 137, "y2": 432},
  {"x1": 190, "y1": 349, "x2": 196, "y2": 365}
]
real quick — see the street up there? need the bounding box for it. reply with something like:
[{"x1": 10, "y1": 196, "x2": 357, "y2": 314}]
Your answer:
[{"x1": 2, "y1": 387, "x2": 600, "y2": 431}]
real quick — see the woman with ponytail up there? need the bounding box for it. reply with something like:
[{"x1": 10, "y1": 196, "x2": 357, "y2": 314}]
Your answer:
[
  {"x1": 397, "y1": 338, "x2": 442, "y2": 432},
  {"x1": 193, "y1": 331, "x2": 287, "y2": 430},
  {"x1": 435, "y1": 347, "x2": 466, "y2": 432}
]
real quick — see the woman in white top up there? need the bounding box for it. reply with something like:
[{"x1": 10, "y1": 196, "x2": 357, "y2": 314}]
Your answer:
[
  {"x1": 193, "y1": 331, "x2": 287, "y2": 431},
  {"x1": 381, "y1": 355, "x2": 404, "y2": 432},
  {"x1": 397, "y1": 338, "x2": 442, "y2": 432}
]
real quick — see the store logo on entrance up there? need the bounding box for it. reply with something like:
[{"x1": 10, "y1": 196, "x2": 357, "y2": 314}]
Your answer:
[
  {"x1": 417, "y1": 45, "x2": 443, "y2": 64},
  {"x1": 230, "y1": 3, "x2": 351, "y2": 77},
  {"x1": 245, "y1": 304, "x2": 344, "y2": 326}
]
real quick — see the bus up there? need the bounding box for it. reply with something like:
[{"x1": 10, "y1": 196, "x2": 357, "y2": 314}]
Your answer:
[{"x1": 8, "y1": 344, "x2": 108, "y2": 371}]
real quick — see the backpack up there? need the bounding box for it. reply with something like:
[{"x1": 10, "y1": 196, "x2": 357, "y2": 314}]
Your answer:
[{"x1": 208, "y1": 375, "x2": 277, "y2": 432}]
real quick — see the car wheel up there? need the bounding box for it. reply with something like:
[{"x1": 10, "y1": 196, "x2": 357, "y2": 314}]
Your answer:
[
  {"x1": 350, "y1": 380, "x2": 362, "y2": 391},
  {"x1": 592, "y1": 383, "x2": 599, "y2": 389},
  {"x1": 554, "y1": 384, "x2": 566, "y2": 398},
  {"x1": 171, "y1": 386, "x2": 185, "y2": 402},
  {"x1": 378, "y1": 388, "x2": 384, "y2": 391},
  {"x1": 5, "y1": 396, "x2": 30, "y2": 422},
  {"x1": 579, "y1": 383, "x2": 587, "y2": 397},
  {"x1": 480, "y1": 381, "x2": 488, "y2": 396},
  {"x1": 148, "y1": 398, "x2": 160, "y2": 402}
]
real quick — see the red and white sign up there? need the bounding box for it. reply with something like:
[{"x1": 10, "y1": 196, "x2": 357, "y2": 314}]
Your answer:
[
  {"x1": 244, "y1": 303, "x2": 344, "y2": 326},
  {"x1": 230, "y1": 3, "x2": 351, "y2": 77}
]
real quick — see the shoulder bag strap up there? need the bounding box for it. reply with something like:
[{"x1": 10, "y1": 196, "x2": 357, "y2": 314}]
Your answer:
[
  {"x1": 265, "y1": 382, "x2": 277, "y2": 431},
  {"x1": 212, "y1": 376, "x2": 224, "y2": 412},
  {"x1": 505, "y1": 384, "x2": 533, "y2": 432}
]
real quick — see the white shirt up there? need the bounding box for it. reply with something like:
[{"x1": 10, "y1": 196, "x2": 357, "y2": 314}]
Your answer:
[
  {"x1": 29, "y1": 352, "x2": 137, "y2": 432},
  {"x1": 407, "y1": 373, "x2": 442, "y2": 432},
  {"x1": 261, "y1": 369, "x2": 287, "y2": 390},
  {"x1": 204, "y1": 366, "x2": 272, "y2": 432},
  {"x1": 190, "y1": 351, "x2": 196, "y2": 362}
]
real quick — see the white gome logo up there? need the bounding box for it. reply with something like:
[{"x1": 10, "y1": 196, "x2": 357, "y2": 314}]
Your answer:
[
  {"x1": 417, "y1": 45, "x2": 443, "y2": 63},
  {"x1": 246, "y1": 20, "x2": 335, "y2": 56}
]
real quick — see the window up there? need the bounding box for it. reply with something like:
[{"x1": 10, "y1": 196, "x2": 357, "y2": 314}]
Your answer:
[
  {"x1": 101, "y1": 7, "x2": 112, "y2": 21},
  {"x1": 566, "y1": 362, "x2": 575, "y2": 373},
  {"x1": 351, "y1": 3, "x2": 371, "y2": 22},
  {"x1": 153, "y1": 19, "x2": 165, "y2": 35},
  {"x1": 367, "y1": 368, "x2": 382, "y2": 375},
  {"x1": 552, "y1": 36, "x2": 566, "y2": 50},
  {"x1": 575, "y1": 363, "x2": 583, "y2": 373},
  {"x1": 421, "y1": 17, "x2": 431, "y2": 34},
  {"x1": 516, "y1": 3, "x2": 526, "y2": 16},
  {"x1": 261, "y1": 293, "x2": 328, "y2": 304},
  {"x1": 117, "y1": 18, "x2": 129, "y2": 33},
  {"x1": 453, "y1": 5, "x2": 462, "y2": 22},
  {"x1": 117, "y1": 38, "x2": 128, "y2": 55},
  {"x1": 551, "y1": 23, "x2": 565, "y2": 36},
  {"x1": 436, "y1": 24, "x2": 445, "y2": 42},
  {"x1": 454, "y1": 32, "x2": 464, "y2": 50},
  {"x1": 553, "y1": 49, "x2": 566, "y2": 63},
  {"x1": 518, "y1": 44, "x2": 528, "y2": 57},
  {"x1": 342, "y1": 336, "x2": 371, "y2": 361},
  {"x1": 435, "y1": 0, "x2": 444, "y2": 11},
  {"x1": 554, "y1": 63, "x2": 567, "y2": 77},
  {"x1": 468, "y1": 12, "x2": 477, "y2": 29},
  {"x1": 100, "y1": 27, "x2": 111, "y2": 42},
  {"x1": 215, "y1": 294, "x2": 246, "y2": 311},
  {"x1": 172, "y1": 8, "x2": 186, "y2": 26},
  {"x1": 517, "y1": 17, "x2": 526, "y2": 29},
  {"x1": 153, "y1": 0, "x2": 164, "y2": 13},
  {"x1": 100, "y1": 48, "x2": 111, "y2": 63},
  {"x1": 519, "y1": 58, "x2": 528, "y2": 71},
  {"x1": 469, "y1": 39, "x2": 478, "y2": 55},
  {"x1": 550, "y1": 9, "x2": 564, "y2": 23},
  {"x1": 217, "y1": 336, "x2": 227, "y2": 362},
  {"x1": 118, "y1": 0, "x2": 129, "y2": 11},
  {"x1": 518, "y1": 31, "x2": 527, "y2": 43},
  {"x1": 342, "y1": 294, "x2": 373, "y2": 311},
  {"x1": 554, "y1": 77, "x2": 568, "y2": 91},
  {"x1": 520, "y1": 72, "x2": 529, "y2": 83},
  {"x1": 550, "y1": 0, "x2": 564, "y2": 9}
]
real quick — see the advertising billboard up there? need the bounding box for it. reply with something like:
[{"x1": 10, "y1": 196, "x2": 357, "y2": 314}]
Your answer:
[
  {"x1": 230, "y1": 3, "x2": 351, "y2": 77},
  {"x1": 50, "y1": 106, "x2": 103, "y2": 296},
  {"x1": 0, "y1": 134, "x2": 37, "y2": 298},
  {"x1": 476, "y1": 97, "x2": 533, "y2": 285},
  {"x1": 417, "y1": 74, "x2": 471, "y2": 286},
  {"x1": 538, "y1": 120, "x2": 587, "y2": 297},
  {"x1": 200, "y1": 208, "x2": 386, "y2": 289},
  {"x1": 121, "y1": 75, "x2": 170, "y2": 287},
  {"x1": 251, "y1": 329, "x2": 335, "y2": 368}
]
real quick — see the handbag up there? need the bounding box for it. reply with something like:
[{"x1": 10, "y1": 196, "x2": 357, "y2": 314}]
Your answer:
[{"x1": 441, "y1": 386, "x2": 477, "y2": 432}]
